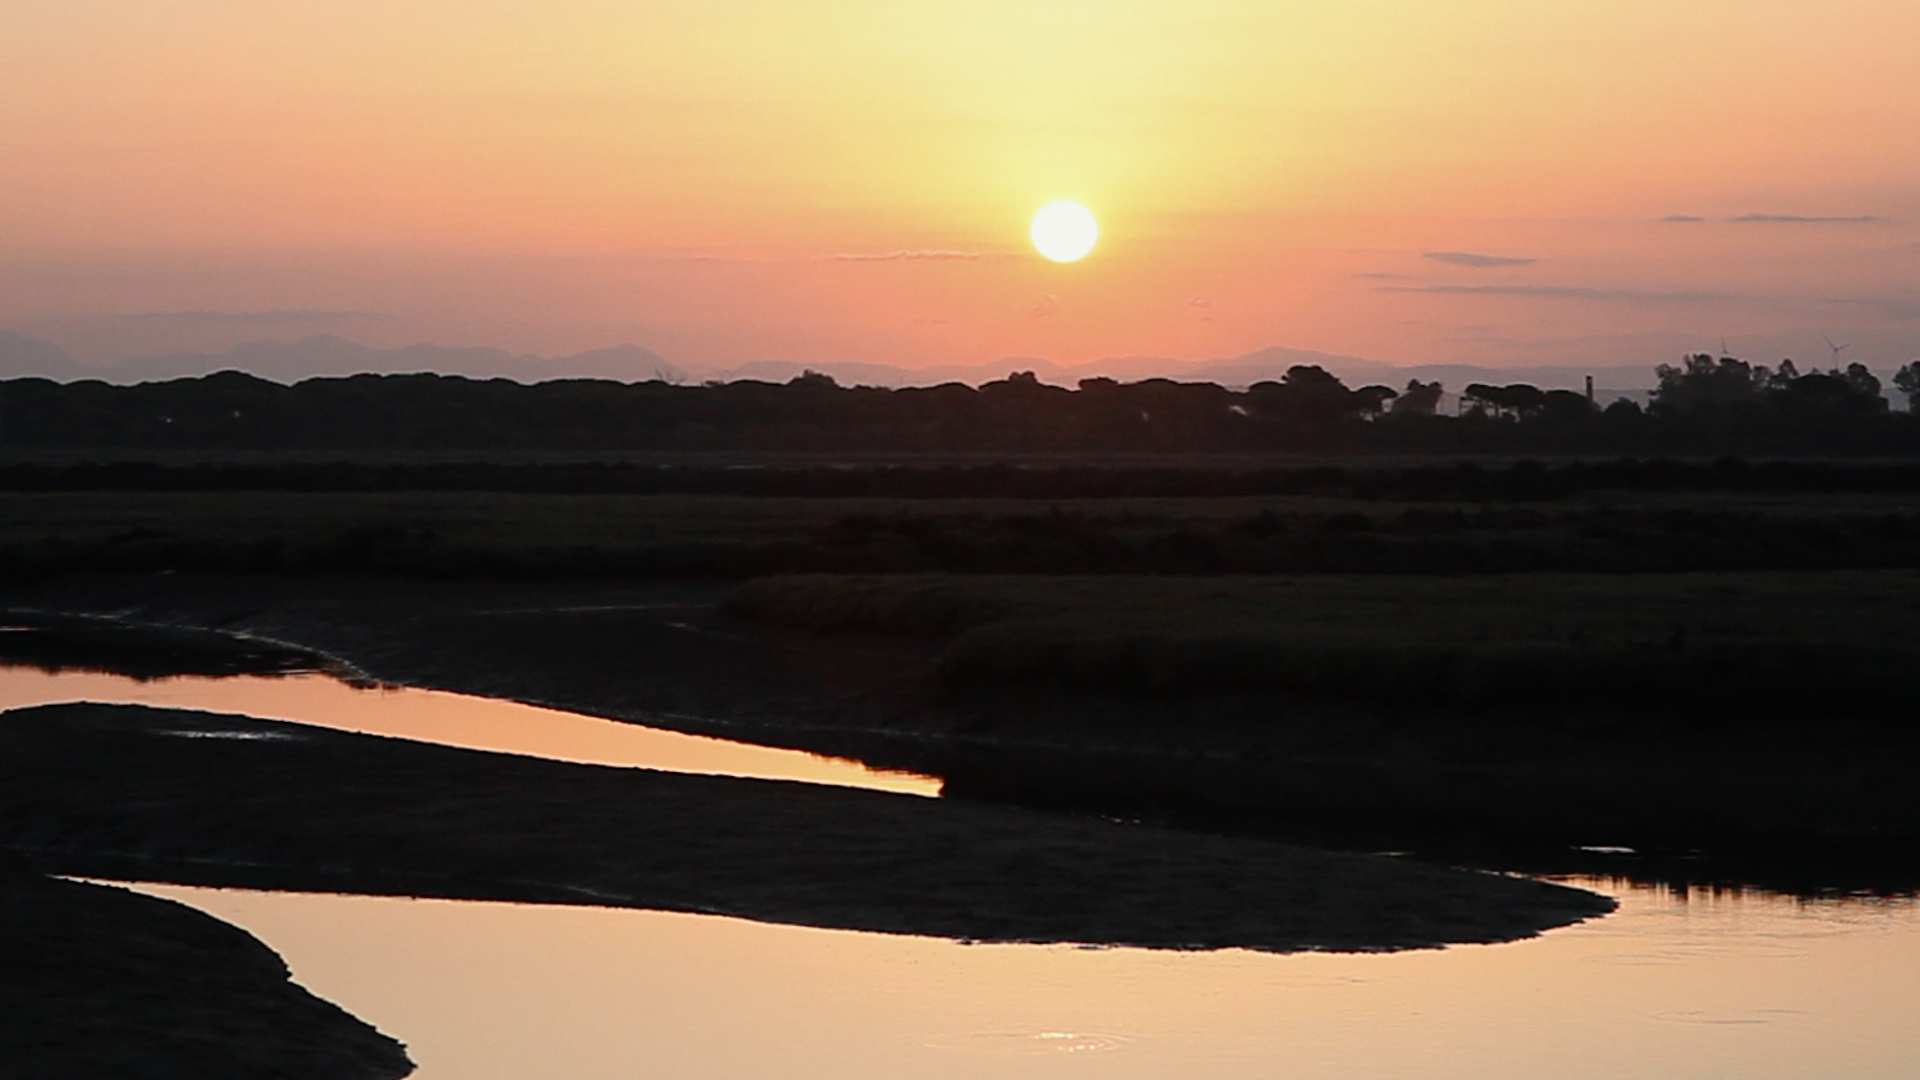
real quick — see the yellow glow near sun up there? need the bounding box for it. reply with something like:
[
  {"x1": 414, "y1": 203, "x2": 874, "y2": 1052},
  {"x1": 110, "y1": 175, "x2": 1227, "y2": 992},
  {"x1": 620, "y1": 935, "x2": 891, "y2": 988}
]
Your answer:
[{"x1": 1030, "y1": 201, "x2": 1098, "y2": 262}]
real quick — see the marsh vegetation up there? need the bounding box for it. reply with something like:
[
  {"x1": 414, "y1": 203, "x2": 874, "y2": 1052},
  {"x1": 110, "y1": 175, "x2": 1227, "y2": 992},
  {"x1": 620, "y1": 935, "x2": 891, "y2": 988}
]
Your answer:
[
  {"x1": 726, "y1": 569, "x2": 1920, "y2": 716},
  {"x1": 4, "y1": 458, "x2": 1920, "y2": 578}
]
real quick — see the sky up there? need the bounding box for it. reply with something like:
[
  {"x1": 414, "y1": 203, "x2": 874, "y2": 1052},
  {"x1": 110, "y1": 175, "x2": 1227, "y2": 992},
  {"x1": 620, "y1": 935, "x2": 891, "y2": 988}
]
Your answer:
[{"x1": 6, "y1": 0, "x2": 1920, "y2": 376}]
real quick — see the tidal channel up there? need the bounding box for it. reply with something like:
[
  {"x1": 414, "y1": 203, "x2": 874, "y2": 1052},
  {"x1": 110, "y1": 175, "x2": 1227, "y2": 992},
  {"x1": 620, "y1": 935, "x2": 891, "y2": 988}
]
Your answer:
[{"x1": 10, "y1": 667, "x2": 1919, "y2": 1079}]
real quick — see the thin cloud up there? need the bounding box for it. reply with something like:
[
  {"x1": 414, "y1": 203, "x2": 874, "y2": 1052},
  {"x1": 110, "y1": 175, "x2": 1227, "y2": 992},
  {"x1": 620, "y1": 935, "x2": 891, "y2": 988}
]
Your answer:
[
  {"x1": 1819, "y1": 295, "x2": 1920, "y2": 320},
  {"x1": 1732, "y1": 213, "x2": 1876, "y2": 223},
  {"x1": 831, "y1": 250, "x2": 981, "y2": 261},
  {"x1": 1422, "y1": 251, "x2": 1537, "y2": 268},
  {"x1": 1030, "y1": 293, "x2": 1060, "y2": 317},
  {"x1": 1379, "y1": 284, "x2": 1734, "y2": 304},
  {"x1": 116, "y1": 309, "x2": 391, "y2": 324},
  {"x1": 1188, "y1": 296, "x2": 1212, "y2": 308},
  {"x1": 1353, "y1": 271, "x2": 1414, "y2": 280},
  {"x1": 1662, "y1": 214, "x2": 1706, "y2": 222}
]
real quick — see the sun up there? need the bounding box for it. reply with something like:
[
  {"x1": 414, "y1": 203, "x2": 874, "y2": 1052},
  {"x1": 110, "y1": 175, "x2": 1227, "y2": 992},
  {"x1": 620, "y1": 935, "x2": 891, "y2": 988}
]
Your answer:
[{"x1": 1030, "y1": 201, "x2": 1098, "y2": 263}]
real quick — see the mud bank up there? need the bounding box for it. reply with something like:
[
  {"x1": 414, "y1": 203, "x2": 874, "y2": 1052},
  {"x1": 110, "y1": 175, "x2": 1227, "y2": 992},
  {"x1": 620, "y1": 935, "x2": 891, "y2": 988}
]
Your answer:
[
  {"x1": 0, "y1": 868, "x2": 411, "y2": 1080},
  {"x1": 0, "y1": 701, "x2": 1611, "y2": 952},
  {"x1": 6, "y1": 574, "x2": 1919, "y2": 873}
]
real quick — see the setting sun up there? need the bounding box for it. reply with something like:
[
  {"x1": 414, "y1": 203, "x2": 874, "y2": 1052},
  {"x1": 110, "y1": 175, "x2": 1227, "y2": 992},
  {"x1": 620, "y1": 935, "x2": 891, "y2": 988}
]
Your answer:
[{"x1": 1030, "y1": 201, "x2": 1099, "y2": 263}]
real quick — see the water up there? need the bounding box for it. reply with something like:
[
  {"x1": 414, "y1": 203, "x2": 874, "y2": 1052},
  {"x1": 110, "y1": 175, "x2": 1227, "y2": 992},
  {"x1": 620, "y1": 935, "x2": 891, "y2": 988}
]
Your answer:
[
  {"x1": 123, "y1": 881, "x2": 1920, "y2": 1080},
  {"x1": 10, "y1": 666, "x2": 1920, "y2": 1078},
  {"x1": 0, "y1": 667, "x2": 939, "y2": 796}
]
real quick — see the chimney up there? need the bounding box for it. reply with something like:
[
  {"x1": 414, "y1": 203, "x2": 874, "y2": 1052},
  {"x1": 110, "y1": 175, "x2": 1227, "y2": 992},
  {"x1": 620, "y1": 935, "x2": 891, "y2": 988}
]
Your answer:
[{"x1": 1585, "y1": 375, "x2": 1595, "y2": 403}]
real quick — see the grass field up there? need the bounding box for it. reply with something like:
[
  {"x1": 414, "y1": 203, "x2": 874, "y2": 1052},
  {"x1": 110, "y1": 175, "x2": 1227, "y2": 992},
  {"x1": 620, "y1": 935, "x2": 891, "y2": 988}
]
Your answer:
[
  {"x1": 5, "y1": 483, "x2": 1920, "y2": 578},
  {"x1": 5, "y1": 480, "x2": 1918, "y2": 714},
  {"x1": 727, "y1": 569, "x2": 1920, "y2": 717}
]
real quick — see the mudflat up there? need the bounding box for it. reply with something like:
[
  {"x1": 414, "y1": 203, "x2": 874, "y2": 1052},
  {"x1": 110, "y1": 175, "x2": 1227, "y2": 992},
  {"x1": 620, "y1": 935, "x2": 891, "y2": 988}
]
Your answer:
[
  {"x1": 8, "y1": 572, "x2": 1920, "y2": 861},
  {"x1": 0, "y1": 869, "x2": 411, "y2": 1080},
  {"x1": 0, "y1": 701, "x2": 1611, "y2": 952}
]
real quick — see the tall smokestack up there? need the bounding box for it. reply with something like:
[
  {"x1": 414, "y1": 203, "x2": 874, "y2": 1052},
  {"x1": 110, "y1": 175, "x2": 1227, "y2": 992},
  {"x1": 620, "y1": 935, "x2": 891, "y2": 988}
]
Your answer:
[{"x1": 1585, "y1": 375, "x2": 1594, "y2": 403}]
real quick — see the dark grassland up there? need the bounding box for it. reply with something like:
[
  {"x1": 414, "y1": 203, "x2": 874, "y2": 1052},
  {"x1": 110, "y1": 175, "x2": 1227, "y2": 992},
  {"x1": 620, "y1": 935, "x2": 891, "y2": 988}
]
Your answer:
[
  {"x1": 7, "y1": 457, "x2": 1920, "y2": 870},
  {"x1": 726, "y1": 570, "x2": 1920, "y2": 715},
  {"x1": 719, "y1": 569, "x2": 1920, "y2": 874},
  {"x1": 8, "y1": 568, "x2": 1920, "y2": 890},
  {"x1": 5, "y1": 457, "x2": 1920, "y2": 578}
]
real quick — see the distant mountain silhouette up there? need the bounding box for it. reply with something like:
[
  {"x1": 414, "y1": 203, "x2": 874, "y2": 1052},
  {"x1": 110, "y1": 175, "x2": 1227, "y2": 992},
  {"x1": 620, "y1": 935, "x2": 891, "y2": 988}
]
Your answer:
[
  {"x1": 719, "y1": 346, "x2": 1655, "y2": 399},
  {"x1": 715, "y1": 346, "x2": 1390, "y2": 389},
  {"x1": 711, "y1": 356, "x2": 1069, "y2": 387},
  {"x1": 104, "y1": 335, "x2": 690, "y2": 384},
  {"x1": 0, "y1": 331, "x2": 86, "y2": 379}
]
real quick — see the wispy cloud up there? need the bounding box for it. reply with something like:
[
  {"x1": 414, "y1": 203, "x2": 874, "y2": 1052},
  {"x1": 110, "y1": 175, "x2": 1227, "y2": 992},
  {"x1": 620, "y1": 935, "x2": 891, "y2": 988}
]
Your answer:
[
  {"x1": 1422, "y1": 251, "x2": 1537, "y2": 268},
  {"x1": 116, "y1": 309, "x2": 390, "y2": 324},
  {"x1": 1662, "y1": 213, "x2": 1877, "y2": 224},
  {"x1": 1030, "y1": 293, "x2": 1060, "y2": 317},
  {"x1": 1732, "y1": 213, "x2": 1876, "y2": 223},
  {"x1": 830, "y1": 250, "x2": 980, "y2": 261},
  {"x1": 1353, "y1": 271, "x2": 1414, "y2": 280},
  {"x1": 1817, "y1": 295, "x2": 1920, "y2": 320},
  {"x1": 1379, "y1": 284, "x2": 1734, "y2": 304}
]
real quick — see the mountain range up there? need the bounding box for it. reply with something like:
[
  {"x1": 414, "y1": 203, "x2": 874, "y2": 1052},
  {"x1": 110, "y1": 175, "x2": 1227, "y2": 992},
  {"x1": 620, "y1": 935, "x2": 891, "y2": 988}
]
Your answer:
[{"x1": 0, "y1": 333, "x2": 689, "y2": 385}]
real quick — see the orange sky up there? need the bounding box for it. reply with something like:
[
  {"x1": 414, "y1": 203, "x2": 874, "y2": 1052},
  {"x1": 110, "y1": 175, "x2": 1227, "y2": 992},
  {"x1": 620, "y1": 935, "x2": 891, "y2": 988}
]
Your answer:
[{"x1": 6, "y1": 0, "x2": 1920, "y2": 375}]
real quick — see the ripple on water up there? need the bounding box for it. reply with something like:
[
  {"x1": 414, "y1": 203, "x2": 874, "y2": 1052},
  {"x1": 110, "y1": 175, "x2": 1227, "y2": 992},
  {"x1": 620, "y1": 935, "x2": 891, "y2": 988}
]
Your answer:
[
  {"x1": 1650, "y1": 1008, "x2": 1809, "y2": 1025},
  {"x1": 922, "y1": 1031, "x2": 1134, "y2": 1055}
]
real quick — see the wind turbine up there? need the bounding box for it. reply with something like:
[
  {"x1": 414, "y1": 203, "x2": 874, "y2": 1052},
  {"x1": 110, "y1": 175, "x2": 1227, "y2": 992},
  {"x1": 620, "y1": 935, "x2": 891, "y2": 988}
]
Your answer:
[{"x1": 1824, "y1": 335, "x2": 1851, "y2": 369}]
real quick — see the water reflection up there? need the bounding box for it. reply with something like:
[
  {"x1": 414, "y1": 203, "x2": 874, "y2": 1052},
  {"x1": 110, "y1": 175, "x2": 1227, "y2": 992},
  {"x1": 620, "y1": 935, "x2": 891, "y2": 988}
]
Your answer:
[
  {"x1": 0, "y1": 667, "x2": 940, "y2": 796},
  {"x1": 15, "y1": 656, "x2": 1920, "y2": 1075},
  {"x1": 127, "y1": 878, "x2": 1920, "y2": 1080},
  {"x1": 11, "y1": 663, "x2": 1920, "y2": 897}
]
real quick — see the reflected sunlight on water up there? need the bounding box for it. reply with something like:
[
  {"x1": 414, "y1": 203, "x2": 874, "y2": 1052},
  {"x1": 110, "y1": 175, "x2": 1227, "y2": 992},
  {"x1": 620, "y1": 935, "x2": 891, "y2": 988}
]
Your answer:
[
  {"x1": 0, "y1": 666, "x2": 940, "y2": 795},
  {"x1": 13, "y1": 663, "x2": 1920, "y2": 1079},
  {"x1": 124, "y1": 879, "x2": 1920, "y2": 1080}
]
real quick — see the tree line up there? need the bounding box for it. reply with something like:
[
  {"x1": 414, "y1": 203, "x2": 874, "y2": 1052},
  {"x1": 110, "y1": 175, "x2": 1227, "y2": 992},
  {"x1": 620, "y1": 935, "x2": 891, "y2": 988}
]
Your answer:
[{"x1": 1, "y1": 354, "x2": 1916, "y2": 455}]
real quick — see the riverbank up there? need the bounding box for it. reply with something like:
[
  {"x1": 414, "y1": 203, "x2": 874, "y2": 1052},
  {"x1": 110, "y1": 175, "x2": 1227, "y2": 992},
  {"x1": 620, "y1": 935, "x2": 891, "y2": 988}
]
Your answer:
[
  {"x1": 6, "y1": 572, "x2": 1918, "y2": 878},
  {"x1": 0, "y1": 867, "x2": 411, "y2": 1079},
  {"x1": 0, "y1": 701, "x2": 1610, "y2": 952}
]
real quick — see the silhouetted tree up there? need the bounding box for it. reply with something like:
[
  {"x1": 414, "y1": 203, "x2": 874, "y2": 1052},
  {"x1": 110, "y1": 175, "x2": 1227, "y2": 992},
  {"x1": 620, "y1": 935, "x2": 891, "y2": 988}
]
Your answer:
[
  {"x1": 2, "y1": 357, "x2": 1914, "y2": 455},
  {"x1": 1246, "y1": 365, "x2": 1368, "y2": 425},
  {"x1": 1540, "y1": 389, "x2": 1597, "y2": 423},
  {"x1": 1389, "y1": 379, "x2": 1443, "y2": 416},
  {"x1": 1651, "y1": 354, "x2": 1769, "y2": 415},
  {"x1": 1843, "y1": 362, "x2": 1883, "y2": 400},
  {"x1": 1895, "y1": 363, "x2": 1920, "y2": 412},
  {"x1": 789, "y1": 370, "x2": 839, "y2": 389},
  {"x1": 1353, "y1": 385, "x2": 1399, "y2": 417},
  {"x1": 1768, "y1": 363, "x2": 1887, "y2": 417},
  {"x1": 1463, "y1": 383, "x2": 1548, "y2": 420}
]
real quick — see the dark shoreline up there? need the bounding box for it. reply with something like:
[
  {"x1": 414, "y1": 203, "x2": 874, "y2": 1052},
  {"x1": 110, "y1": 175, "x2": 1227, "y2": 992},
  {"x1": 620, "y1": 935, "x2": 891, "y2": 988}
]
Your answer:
[
  {"x1": 6, "y1": 572, "x2": 1920, "y2": 893},
  {"x1": 1, "y1": 568, "x2": 1898, "y2": 1073},
  {"x1": 0, "y1": 867, "x2": 412, "y2": 1080},
  {"x1": 0, "y1": 701, "x2": 1610, "y2": 952}
]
